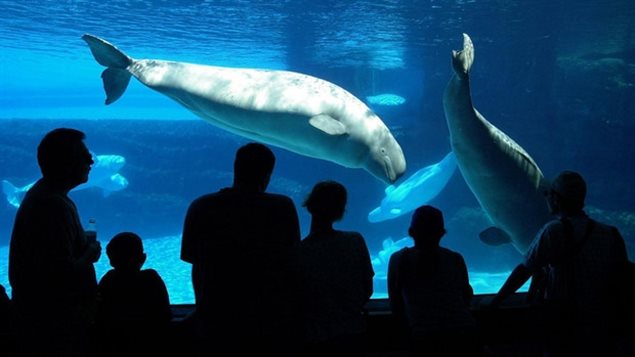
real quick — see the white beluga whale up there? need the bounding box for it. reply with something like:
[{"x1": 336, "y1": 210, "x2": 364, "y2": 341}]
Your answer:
[
  {"x1": 443, "y1": 34, "x2": 551, "y2": 254},
  {"x1": 368, "y1": 151, "x2": 457, "y2": 223},
  {"x1": 3, "y1": 153, "x2": 128, "y2": 208},
  {"x1": 82, "y1": 34, "x2": 406, "y2": 184}
]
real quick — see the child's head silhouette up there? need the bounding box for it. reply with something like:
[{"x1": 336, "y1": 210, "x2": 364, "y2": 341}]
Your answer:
[{"x1": 106, "y1": 232, "x2": 146, "y2": 271}]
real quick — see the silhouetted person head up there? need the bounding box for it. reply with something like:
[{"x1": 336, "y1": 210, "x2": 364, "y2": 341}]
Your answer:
[
  {"x1": 546, "y1": 170, "x2": 586, "y2": 215},
  {"x1": 37, "y1": 128, "x2": 94, "y2": 191},
  {"x1": 106, "y1": 232, "x2": 146, "y2": 272},
  {"x1": 303, "y1": 180, "x2": 347, "y2": 223},
  {"x1": 233, "y1": 142, "x2": 275, "y2": 192},
  {"x1": 408, "y1": 205, "x2": 446, "y2": 248}
]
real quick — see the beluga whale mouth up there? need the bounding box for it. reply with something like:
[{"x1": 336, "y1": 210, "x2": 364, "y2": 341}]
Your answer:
[{"x1": 81, "y1": 34, "x2": 406, "y2": 184}]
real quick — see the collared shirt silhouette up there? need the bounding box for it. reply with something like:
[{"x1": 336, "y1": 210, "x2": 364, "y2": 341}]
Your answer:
[
  {"x1": 8, "y1": 128, "x2": 101, "y2": 356},
  {"x1": 181, "y1": 143, "x2": 301, "y2": 356}
]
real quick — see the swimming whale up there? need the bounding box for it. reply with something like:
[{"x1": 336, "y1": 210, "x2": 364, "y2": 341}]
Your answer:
[
  {"x1": 82, "y1": 34, "x2": 406, "y2": 184},
  {"x1": 443, "y1": 34, "x2": 551, "y2": 254},
  {"x1": 368, "y1": 151, "x2": 456, "y2": 223},
  {"x1": 3, "y1": 153, "x2": 128, "y2": 208}
]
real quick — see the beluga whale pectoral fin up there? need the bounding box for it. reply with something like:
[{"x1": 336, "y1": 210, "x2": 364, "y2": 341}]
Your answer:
[
  {"x1": 82, "y1": 34, "x2": 133, "y2": 105},
  {"x1": 309, "y1": 114, "x2": 347, "y2": 135}
]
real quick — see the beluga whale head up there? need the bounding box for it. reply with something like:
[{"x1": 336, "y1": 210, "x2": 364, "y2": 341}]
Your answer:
[{"x1": 364, "y1": 117, "x2": 406, "y2": 183}]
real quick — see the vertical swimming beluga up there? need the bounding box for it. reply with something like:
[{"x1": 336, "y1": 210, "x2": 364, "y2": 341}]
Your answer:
[
  {"x1": 443, "y1": 33, "x2": 551, "y2": 253},
  {"x1": 81, "y1": 34, "x2": 406, "y2": 184}
]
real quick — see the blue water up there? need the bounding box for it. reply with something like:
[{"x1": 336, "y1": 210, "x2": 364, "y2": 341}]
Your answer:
[{"x1": 1, "y1": 0, "x2": 634, "y2": 304}]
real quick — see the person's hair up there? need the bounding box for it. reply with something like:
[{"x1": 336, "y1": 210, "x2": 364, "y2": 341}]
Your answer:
[
  {"x1": 303, "y1": 180, "x2": 347, "y2": 222},
  {"x1": 551, "y1": 170, "x2": 586, "y2": 212},
  {"x1": 233, "y1": 143, "x2": 275, "y2": 187},
  {"x1": 106, "y1": 232, "x2": 144, "y2": 270},
  {"x1": 408, "y1": 205, "x2": 446, "y2": 246},
  {"x1": 37, "y1": 128, "x2": 86, "y2": 178}
]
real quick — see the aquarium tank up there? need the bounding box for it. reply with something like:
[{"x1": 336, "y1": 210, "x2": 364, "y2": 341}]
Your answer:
[{"x1": 1, "y1": 0, "x2": 633, "y2": 304}]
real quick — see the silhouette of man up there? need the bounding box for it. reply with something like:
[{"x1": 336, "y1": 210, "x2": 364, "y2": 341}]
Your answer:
[
  {"x1": 181, "y1": 143, "x2": 301, "y2": 356},
  {"x1": 9, "y1": 128, "x2": 102, "y2": 356},
  {"x1": 491, "y1": 171, "x2": 628, "y2": 356}
]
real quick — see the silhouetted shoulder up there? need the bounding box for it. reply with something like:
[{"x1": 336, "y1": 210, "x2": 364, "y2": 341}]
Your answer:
[
  {"x1": 264, "y1": 192, "x2": 295, "y2": 203},
  {"x1": 439, "y1": 246, "x2": 466, "y2": 261},
  {"x1": 19, "y1": 183, "x2": 74, "y2": 215},
  {"x1": 391, "y1": 246, "x2": 413, "y2": 260},
  {"x1": 139, "y1": 268, "x2": 163, "y2": 280},
  {"x1": 338, "y1": 230, "x2": 364, "y2": 240}
]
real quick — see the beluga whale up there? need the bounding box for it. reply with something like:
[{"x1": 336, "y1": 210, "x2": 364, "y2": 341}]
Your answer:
[
  {"x1": 3, "y1": 153, "x2": 128, "y2": 208},
  {"x1": 443, "y1": 33, "x2": 552, "y2": 254},
  {"x1": 368, "y1": 151, "x2": 457, "y2": 223},
  {"x1": 82, "y1": 34, "x2": 406, "y2": 184}
]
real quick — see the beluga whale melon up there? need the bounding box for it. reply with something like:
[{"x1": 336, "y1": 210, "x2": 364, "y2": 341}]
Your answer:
[
  {"x1": 443, "y1": 33, "x2": 552, "y2": 254},
  {"x1": 82, "y1": 34, "x2": 406, "y2": 184}
]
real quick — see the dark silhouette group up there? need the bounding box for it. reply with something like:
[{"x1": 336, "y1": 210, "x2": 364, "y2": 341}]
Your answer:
[{"x1": 3, "y1": 127, "x2": 632, "y2": 356}]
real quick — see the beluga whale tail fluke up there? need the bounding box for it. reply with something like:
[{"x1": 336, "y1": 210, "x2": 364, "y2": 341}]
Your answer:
[
  {"x1": 443, "y1": 33, "x2": 552, "y2": 254},
  {"x1": 82, "y1": 34, "x2": 133, "y2": 105},
  {"x1": 81, "y1": 34, "x2": 406, "y2": 184},
  {"x1": 451, "y1": 33, "x2": 474, "y2": 79}
]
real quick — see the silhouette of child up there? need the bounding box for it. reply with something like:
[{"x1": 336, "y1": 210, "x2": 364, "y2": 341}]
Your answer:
[
  {"x1": 97, "y1": 232, "x2": 171, "y2": 357},
  {"x1": 388, "y1": 205, "x2": 480, "y2": 356}
]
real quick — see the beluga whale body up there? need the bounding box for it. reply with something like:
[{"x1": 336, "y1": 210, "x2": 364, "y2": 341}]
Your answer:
[
  {"x1": 368, "y1": 151, "x2": 456, "y2": 223},
  {"x1": 443, "y1": 34, "x2": 551, "y2": 254},
  {"x1": 3, "y1": 153, "x2": 128, "y2": 208},
  {"x1": 82, "y1": 34, "x2": 406, "y2": 184}
]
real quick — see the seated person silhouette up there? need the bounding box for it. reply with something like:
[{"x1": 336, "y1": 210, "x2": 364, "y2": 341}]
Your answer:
[
  {"x1": 97, "y1": 232, "x2": 171, "y2": 357},
  {"x1": 300, "y1": 181, "x2": 374, "y2": 357},
  {"x1": 388, "y1": 205, "x2": 480, "y2": 356}
]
